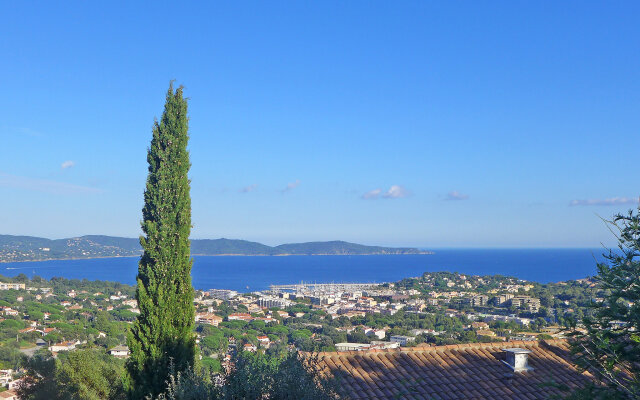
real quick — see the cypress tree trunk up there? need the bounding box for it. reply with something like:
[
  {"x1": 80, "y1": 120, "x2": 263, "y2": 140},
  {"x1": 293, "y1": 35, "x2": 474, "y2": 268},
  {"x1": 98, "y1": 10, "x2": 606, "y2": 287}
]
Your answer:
[{"x1": 127, "y1": 83, "x2": 195, "y2": 399}]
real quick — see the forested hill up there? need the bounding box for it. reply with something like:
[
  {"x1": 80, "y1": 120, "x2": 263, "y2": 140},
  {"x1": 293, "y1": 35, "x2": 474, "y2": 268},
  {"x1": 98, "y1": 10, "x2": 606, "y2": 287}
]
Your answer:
[{"x1": 0, "y1": 235, "x2": 430, "y2": 262}]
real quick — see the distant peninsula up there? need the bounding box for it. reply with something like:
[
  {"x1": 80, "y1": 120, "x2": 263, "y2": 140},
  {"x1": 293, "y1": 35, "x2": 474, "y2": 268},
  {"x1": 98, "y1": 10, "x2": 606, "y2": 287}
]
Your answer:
[{"x1": 0, "y1": 235, "x2": 432, "y2": 262}]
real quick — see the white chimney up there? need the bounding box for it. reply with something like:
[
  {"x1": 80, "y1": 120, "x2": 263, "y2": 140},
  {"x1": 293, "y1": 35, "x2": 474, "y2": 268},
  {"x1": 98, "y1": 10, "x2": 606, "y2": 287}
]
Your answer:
[{"x1": 502, "y1": 348, "x2": 533, "y2": 372}]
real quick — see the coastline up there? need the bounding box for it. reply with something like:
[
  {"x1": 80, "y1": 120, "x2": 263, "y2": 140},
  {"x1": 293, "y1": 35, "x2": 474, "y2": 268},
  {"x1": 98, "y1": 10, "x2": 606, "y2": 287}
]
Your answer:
[
  {"x1": 0, "y1": 255, "x2": 141, "y2": 264},
  {"x1": 0, "y1": 251, "x2": 434, "y2": 264}
]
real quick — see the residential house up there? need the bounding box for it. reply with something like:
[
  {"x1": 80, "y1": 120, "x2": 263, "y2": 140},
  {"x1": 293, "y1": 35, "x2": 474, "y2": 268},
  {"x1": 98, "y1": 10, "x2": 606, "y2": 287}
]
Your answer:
[
  {"x1": 315, "y1": 340, "x2": 597, "y2": 399},
  {"x1": 0, "y1": 283, "x2": 25, "y2": 291},
  {"x1": 243, "y1": 343, "x2": 257, "y2": 352},
  {"x1": 389, "y1": 335, "x2": 415, "y2": 346},
  {"x1": 254, "y1": 316, "x2": 277, "y2": 324},
  {"x1": 257, "y1": 336, "x2": 270, "y2": 347},
  {"x1": 108, "y1": 345, "x2": 130, "y2": 358},
  {"x1": 49, "y1": 341, "x2": 77, "y2": 352},
  {"x1": 3, "y1": 309, "x2": 18, "y2": 317},
  {"x1": 0, "y1": 370, "x2": 13, "y2": 385},
  {"x1": 472, "y1": 321, "x2": 490, "y2": 330},
  {"x1": 195, "y1": 313, "x2": 223, "y2": 326},
  {"x1": 228, "y1": 313, "x2": 252, "y2": 321}
]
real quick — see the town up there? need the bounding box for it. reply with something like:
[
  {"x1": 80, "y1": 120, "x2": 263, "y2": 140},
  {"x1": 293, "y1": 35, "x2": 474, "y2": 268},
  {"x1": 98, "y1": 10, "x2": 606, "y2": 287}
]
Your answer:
[{"x1": 0, "y1": 269, "x2": 599, "y2": 398}]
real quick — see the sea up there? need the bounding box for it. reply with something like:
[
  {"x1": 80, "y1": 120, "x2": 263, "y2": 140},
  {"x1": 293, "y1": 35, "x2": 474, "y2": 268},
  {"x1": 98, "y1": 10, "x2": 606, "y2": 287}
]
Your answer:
[{"x1": 0, "y1": 248, "x2": 609, "y2": 292}]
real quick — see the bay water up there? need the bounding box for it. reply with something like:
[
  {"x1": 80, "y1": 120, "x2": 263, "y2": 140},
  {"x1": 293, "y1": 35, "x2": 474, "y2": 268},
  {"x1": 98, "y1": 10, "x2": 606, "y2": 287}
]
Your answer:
[{"x1": 0, "y1": 248, "x2": 608, "y2": 292}]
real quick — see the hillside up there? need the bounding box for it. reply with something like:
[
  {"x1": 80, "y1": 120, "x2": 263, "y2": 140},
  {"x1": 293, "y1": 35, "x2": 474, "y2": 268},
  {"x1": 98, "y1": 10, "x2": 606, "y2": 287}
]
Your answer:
[
  {"x1": 0, "y1": 235, "x2": 430, "y2": 262},
  {"x1": 273, "y1": 240, "x2": 424, "y2": 255}
]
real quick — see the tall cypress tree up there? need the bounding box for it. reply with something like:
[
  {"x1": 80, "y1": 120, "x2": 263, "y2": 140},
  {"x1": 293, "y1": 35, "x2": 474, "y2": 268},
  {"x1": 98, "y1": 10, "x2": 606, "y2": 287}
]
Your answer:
[{"x1": 127, "y1": 83, "x2": 195, "y2": 399}]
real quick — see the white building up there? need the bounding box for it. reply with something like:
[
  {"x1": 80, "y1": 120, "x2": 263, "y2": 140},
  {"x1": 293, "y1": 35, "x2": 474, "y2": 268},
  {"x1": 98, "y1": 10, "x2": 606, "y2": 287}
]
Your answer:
[
  {"x1": 108, "y1": 345, "x2": 130, "y2": 358},
  {"x1": 335, "y1": 343, "x2": 371, "y2": 351},
  {"x1": 390, "y1": 335, "x2": 415, "y2": 346},
  {"x1": 207, "y1": 289, "x2": 238, "y2": 300},
  {"x1": 257, "y1": 296, "x2": 293, "y2": 309},
  {"x1": 365, "y1": 328, "x2": 386, "y2": 340},
  {"x1": 49, "y1": 341, "x2": 77, "y2": 352},
  {"x1": 0, "y1": 283, "x2": 25, "y2": 291}
]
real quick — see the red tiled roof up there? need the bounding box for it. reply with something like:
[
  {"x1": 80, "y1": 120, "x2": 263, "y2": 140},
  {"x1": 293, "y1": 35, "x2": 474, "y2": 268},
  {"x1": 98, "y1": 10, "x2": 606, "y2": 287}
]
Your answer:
[
  {"x1": 313, "y1": 340, "x2": 596, "y2": 399},
  {"x1": 0, "y1": 389, "x2": 17, "y2": 399}
]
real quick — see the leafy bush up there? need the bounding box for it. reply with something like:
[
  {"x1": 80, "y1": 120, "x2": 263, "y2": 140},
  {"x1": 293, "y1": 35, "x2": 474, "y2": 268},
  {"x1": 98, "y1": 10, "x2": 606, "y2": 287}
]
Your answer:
[{"x1": 153, "y1": 351, "x2": 341, "y2": 400}]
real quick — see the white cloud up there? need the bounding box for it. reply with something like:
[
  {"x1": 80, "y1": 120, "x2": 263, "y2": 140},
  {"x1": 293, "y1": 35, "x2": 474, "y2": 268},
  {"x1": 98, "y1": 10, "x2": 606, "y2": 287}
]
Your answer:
[
  {"x1": 362, "y1": 189, "x2": 382, "y2": 199},
  {"x1": 0, "y1": 172, "x2": 102, "y2": 195},
  {"x1": 281, "y1": 180, "x2": 300, "y2": 193},
  {"x1": 383, "y1": 185, "x2": 409, "y2": 199},
  {"x1": 569, "y1": 197, "x2": 638, "y2": 206},
  {"x1": 61, "y1": 160, "x2": 75, "y2": 169},
  {"x1": 240, "y1": 184, "x2": 257, "y2": 193},
  {"x1": 446, "y1": 191, "x2": 469, "y2": 201},
  {"x1": 362, "y1": 185, "x2": 409, "y2": 199}
]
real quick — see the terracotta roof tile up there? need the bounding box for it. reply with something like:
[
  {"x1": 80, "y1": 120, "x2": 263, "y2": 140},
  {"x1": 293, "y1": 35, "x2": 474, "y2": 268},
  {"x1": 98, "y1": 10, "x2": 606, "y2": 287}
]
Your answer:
[{"x1": 314, "y1": 340, "x2": 595, "y2": 399}]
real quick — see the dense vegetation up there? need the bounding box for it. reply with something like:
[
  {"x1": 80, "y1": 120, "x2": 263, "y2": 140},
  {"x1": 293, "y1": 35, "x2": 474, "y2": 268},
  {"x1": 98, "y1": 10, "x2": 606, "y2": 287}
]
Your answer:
[
  {"x1": 153, "y1": 351, "x2": 340, "y2": 400},
  {"x1": 570, "y1": 208, "x2": 640, "y2": 399},
  {"x1": 18, "y1": 350, "x2": 127, "y2": 400},
  {"x1": 395, "y1": 270, "x2": 601, "y2": 327},
  {"x1": 16, "y1": 348, "x2": 340, "y2": 400}
]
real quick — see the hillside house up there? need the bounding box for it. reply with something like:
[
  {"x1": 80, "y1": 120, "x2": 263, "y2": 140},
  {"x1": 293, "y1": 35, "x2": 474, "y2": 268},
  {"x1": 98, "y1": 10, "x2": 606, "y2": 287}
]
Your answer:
[
  {"x1": 108, "y1": 345, "x2": 130, "y2": 358},
  {"x1": 0, "y1": 283, "x2": 25, "y2": 291},
  {"x1": 49, "y1": 341, "x2": 77, "y2": 352},
  {"x1": 228, "y1": 313, "x2": 252, "y2": 321},
  {"x1": 389, "y1": 335, "x2": 415, "y2": 346},
  {"x1": 257, "y1": 336, "x2": 270, "y2": 347},
  {"x1": 243, "y1": 343, "x2": 257, "y2": 352},
  {"x1": 195, "y1": 313, "x2": 223, "y2": 326}
]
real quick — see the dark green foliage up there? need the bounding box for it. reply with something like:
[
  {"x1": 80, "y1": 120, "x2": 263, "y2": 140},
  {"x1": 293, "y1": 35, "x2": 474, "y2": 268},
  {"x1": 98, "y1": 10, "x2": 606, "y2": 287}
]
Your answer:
[
  {"x1": 17, "y1": 354, "x2": 58, "y2": 400},
  {"x1": 200, "y1": 357, "x2": 221, "y2": 373},
  {"x1": 17, "y1": 350, "x2": 127, "y2": 400},
  {"x1": 154, "y1": 351, "x2": 341, "y2": 400},
  {"x1": 0, "y1": 344, "x2": 25, "y2": 369},
  {"x1": 222, "y1": 351, "x2": 341, "y2": 399},
  {"x1": 200, "y1": 330, "x2": 227, "y2": 355},
  {"x1": 154, "y1": 363, "x2": 219, "y2": 400},
  {"x1": 570, "y1": 208, "x2": 640, "y2": 398},
  {"x1": 347, "y1": 327, "x2": 371, "y2": 344},
  {"x1": 127, "y1": 83, "x2": 196, "y2": 399},
  {"x1": 560, "y1": 383, "x2": 630, "y2": 400}
]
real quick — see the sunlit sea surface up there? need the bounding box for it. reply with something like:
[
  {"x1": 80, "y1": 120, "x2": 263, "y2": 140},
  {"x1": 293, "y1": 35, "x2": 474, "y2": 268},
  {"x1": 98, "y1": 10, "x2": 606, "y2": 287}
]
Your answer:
[{"x1": 2, "y1": 249, "x2": 607, "y2": 292}]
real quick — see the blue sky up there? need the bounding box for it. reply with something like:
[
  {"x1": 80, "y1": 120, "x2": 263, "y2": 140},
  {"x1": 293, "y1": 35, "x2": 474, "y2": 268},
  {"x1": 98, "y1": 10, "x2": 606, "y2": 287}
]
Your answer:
[{"x1": 1, "y1": 2, "x2": 638, "y2": 247}]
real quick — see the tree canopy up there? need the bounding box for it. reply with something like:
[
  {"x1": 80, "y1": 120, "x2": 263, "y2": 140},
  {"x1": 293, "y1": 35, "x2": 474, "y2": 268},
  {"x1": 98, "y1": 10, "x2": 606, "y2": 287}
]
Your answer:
[
  {"x1": 571, "y1": 207, "x2": 640, "y2": 398},
  {"x1": 127, "y1": 83, "x2": 196, "y2": 399}
]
